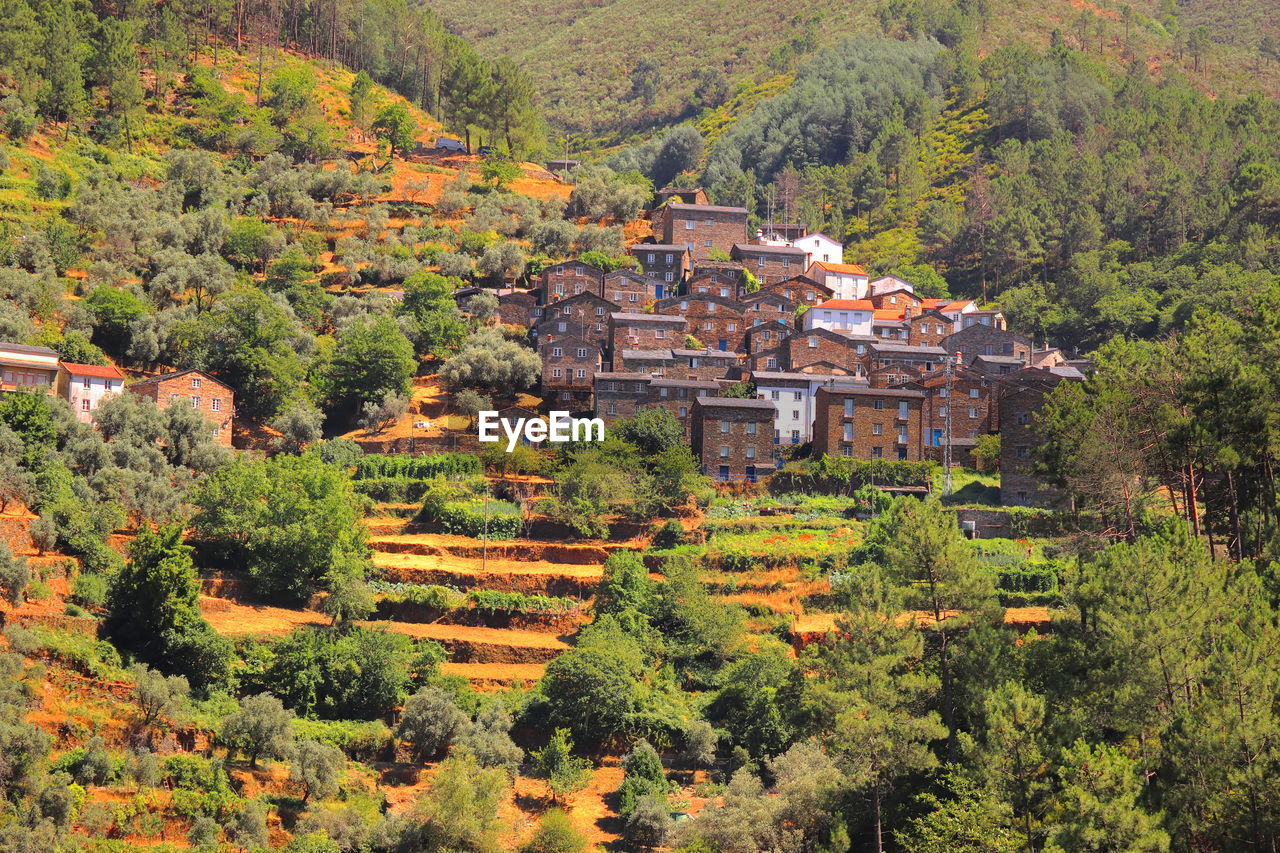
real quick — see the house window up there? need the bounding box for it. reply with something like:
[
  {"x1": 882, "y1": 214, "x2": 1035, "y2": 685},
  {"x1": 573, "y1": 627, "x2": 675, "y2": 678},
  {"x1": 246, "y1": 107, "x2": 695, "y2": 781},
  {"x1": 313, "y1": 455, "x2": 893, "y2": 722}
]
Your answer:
[
  {"x1": 576, "y1": 369, "x2": 586, "y2": 379},
  {"x1": 575, "y1": 266, "x2": 584, "y2": 275},
  {"x1": 969, "y1": 408, "x2": 978, "y2": 419},
  {"x1": 211, "y1": 399, "x2": 222, "y2": 412},
  {"x1": 843, "y1": 423, "x2": 853, "y2": 441},
  {"x1": 680, "y1": 301, "x2": 689, "y2": 310},
  {"x1": 727, "y1": 323, "x2": 736, "y2": 332},
  {"x1": 191, "y1": 377, "x2": 201, "y2": 389},
  {"x1": 720, "y1": 420, "x2": 730, "y2": 433},
  {"x1": 1016, "y1": 446, "x2": 1030, "y2": 459},
  {"x1": 940, "y1": 406, "x2": 949, "y2": 418},
  {"x1": 970, "y1": 388, "x2": 980, "y2": 398},
  {"x1": 871, "y1": 446, "x2": 883, "y2": 459},
  {"x1": 656, "y1": 329, "x2": 667, "y2": 339},
  {"x1": 562, "y1": 306, "x2": 572, "y2": 315},
  {"x1": 808, "y1": 336, "x2": 817, "y2": 349},
  {"x1": 679, "y1": 406, "x2": 688, "y2": 417},
  {"x1": 873, "y1": 400, "x2": 885, "y2": 411},
  {"x1": 191, "y1": 396, "x2": 201, "y2": 408},
  {"x1": 576, "y1": 348, "x2": 588, "y2": 358},
  {"x1": 843, "y1": 399, "x2": 853, "y2": 417},
  {"x1": 80, "y1": 399, "x2": 90, "y2": 412},
  {"x1": 793, "y1": 391, "x2": 802, "y2": 401},
  {"x1": 898, "y1": 426, "x2": 908, "y2": 444},
  {"x1": 607, "y1": 402, "x2": 618, "y2": 415},
  {"x1": 898, "y1": 401, "x2": 909, "y2": 420},
  {"x1": 767, "y1": 357, "x2": 777, "y2": 369},
  {"x1": 552, "y1": 368, "x2": 563, "y2": 379},
  {"x1": 647, "y1": 253, "x2": 656, "y2": 263},
  {"x1": 629, "y1": 294, "x2": 638, "y2": 303},
  {"x1": 719, "y1": 446, "x2": 729, "y2": 458},
  {"x1": 82, "y1": 377, "x2": 91, "y2": 389},
  {"x1": 771, "y1": 390, "x2": 780, "y2": 401},
  {"x1": 745, "y1": 447, "x2": 756, "y2": 459},
  {"x1": 659, "y1": 388, "x2": 669, "y2": 398},
  {"x1": 552, "y1": 347, "x2": 563, "y2": 358},
  {"x1": 685, "y1": 220, "x2": 695, "y2": 230},
  {"x1": 746, "y1": 422, "x2": 757, "y2": 435},
  {"x1": 557, "y1": 322, "x2": 567, "y2": 332},
  {"x1": 1016, "y1": 413, "x2": 1029, "y2": 426},
  {"x1": 664, "y1": 272, "x2": 674, "y2": 282},
  {"x1": 841, "y1": 445, "x2": 852, "y2": 457},
  {"x1": 595, "y1": 306, "x2": 606, "y2": 316}
]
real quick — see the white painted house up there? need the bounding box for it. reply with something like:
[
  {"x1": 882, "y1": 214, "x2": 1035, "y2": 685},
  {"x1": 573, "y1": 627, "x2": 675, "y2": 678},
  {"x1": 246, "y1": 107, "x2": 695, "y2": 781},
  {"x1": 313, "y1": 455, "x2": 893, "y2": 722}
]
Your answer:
[
  {"x1": 801, "y1": 299, "x2": 875, "y2": 337},
  {"x1": 791, "y1": 232, "x2": 843, "y2": 266},
  {"x1": 62, "y1": 362, "x2": 126, "y2": 422},
  {"x1": 752, "y1": 371, "x2": 868, "y2": 445},
  {"x1": 805, "y1": 261, "x2": 870, "y2": 300}
]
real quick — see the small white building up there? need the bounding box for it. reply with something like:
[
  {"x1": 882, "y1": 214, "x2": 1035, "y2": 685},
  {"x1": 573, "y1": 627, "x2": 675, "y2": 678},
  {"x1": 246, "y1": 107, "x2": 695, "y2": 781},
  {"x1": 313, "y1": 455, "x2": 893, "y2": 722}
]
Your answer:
[
  {"x1": 791, "y1": 232, "x2": 843, "y2": 267},
  {"x1": 805, "y1": 261, "x2": 870, "y2": 301},
  {"x1": 752, "y1": 371, "x2": 868, "y2": 445},
  {"x1": 869, "y1": 275, "x2": 916, "y2": 296},
  {"x1": 0, "y1": 342, "x2": 60, "y2": 395},
  {"x1": 801, "y1": 299, "x2": 875, "y2": 337},
  {"x1": 61, "y1": 362, "x2": 126, "y2": 422}
]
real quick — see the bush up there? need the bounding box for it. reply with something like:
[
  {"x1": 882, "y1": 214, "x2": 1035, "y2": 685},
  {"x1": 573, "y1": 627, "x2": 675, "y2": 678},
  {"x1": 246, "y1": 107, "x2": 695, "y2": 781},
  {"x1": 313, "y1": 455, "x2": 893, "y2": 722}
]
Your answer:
[
  {"x1": 396, "y1": 686, "x2": 467, "y2": 761},
  {"x1": 353, "y1": 453, "x2": 481, "y2": 480},
  {"x1": 769, "y1": 457, "x2": 937, "y2": 494},
  {"x1": 418, "y1": 493, "x2": 524, "y2": 539},
  {"x1": 521, "y1": 809, "x2": 588, "y2": 853}
]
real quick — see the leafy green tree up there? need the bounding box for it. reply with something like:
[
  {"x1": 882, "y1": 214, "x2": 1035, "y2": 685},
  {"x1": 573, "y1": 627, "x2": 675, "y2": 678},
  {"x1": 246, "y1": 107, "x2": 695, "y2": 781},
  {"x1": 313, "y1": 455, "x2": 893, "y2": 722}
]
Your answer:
[
  {"x1": 221, "y1": 693, "x2": 295, "y2": 769},
  {"x1": 291, "y1": 739, "x2": 345, "y2": 802},
  {"x1": 1044, "y1": 741, "x2": 1169, "y2": 853},
  {"x1": 270, "y1": 398, "x2": 324, "y2": 453},
  {"x1": 0, "y1": 543, "x2": 30, "y2": 605},
  {"x1": 440, "y1": 328, "x2": 540, "y2": 395},
  {"x1": 897, "y1": 774, "x2": 1020, "y2": 853},
  {"x1": 399, "y1": 271, "x2": 468, "y2": 357},
  {"x1": 520, "y1": 809, "x2": 587, "y2": 853},
  {"x1": 37, "y1": 0, "x2": 87, "y2": 131},
  {"x1": 104, "y1": 523, "x2": 231, "y2": 687},
  {"x1": 404, "y1": 750, "x2": 510, "y2": 852},
  {"x1": 397, "y1": 686, "x2": 468, "y2": 761},
  {"x1": 862, "y1": 497, "x2": 997, "y2": 737},
  {"x1": 349, "y1": 71, "x2": 375, "y2": 128},
  {"x1": 259, "y1": 626, "x2": 414, "y2": 719},
  {"x1": 618, "y1": 740, "x2": 669, "y2": 819},
  {"x1": 459, "y1": 705, "x2": 524, "y2": 774},
  {"x1": 531, "y1": 728, "x2": 592, "y2": 804},
  {"x1": 480, "y1": 159, "x2": 521, "y2": 191},
  {"x1": 93, "y1": 17, "x2": 144, "y2": 150},
  {"x1": 190, "y1": 453, "x2": 371, "y2": 600},
  {"x1": 321, "y1": 314, "x2": 416, "y2": 416},
  {"x1": 129, "y1": 663, "x2": 189, "y2": 729},
  {"x1": 371, "y1": 101, "x2": 417, "y2": 158}
]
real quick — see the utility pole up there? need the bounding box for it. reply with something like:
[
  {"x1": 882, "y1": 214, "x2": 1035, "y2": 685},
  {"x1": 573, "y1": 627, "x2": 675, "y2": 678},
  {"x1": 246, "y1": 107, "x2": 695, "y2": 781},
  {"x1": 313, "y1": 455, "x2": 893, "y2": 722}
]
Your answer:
[
  {"x1": 482, "y1": 491, "x2": 489, "y2": 571},
  {"x1": 943, "y1": 354, "x2": 955, "y2": 497}
]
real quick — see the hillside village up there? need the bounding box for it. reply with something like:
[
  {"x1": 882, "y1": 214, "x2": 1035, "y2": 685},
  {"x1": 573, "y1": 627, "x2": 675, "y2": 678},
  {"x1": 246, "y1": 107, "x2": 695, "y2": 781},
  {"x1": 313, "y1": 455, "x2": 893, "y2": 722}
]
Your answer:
[{"x1": 3, "y1": 0, "x2": 1280, "y2": 849}]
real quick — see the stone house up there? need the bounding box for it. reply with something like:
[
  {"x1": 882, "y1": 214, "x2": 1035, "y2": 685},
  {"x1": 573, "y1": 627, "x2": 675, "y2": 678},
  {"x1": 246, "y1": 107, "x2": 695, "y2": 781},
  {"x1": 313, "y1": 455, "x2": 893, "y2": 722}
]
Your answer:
[
  {"x1": 731, "y1": 243, "x2": 808, "y2": 286},
  {"x1": 628, "y1": 244, "x2": 690, "y2": 293},
  {"x1": 540, "y1": 261, "x2": 606, "y2": 302},
  {"x1": 690, "y1": 397, "x2": 778, "y2": 482},
  {"x1": 653, "y1": 293, "x2": 746, "y2": 353},
  {"x1": 607, "y1": 313, "x2": 687, "y2": 355},
  {"x1": 540, "y1": 335, "x2": 602, "y2": 409},
  {"x1": 657, "y1": 203, "x2": 749, "y2": 261},
  {"x1": 812, "y1": 386, "x2": 925, "y2": 461},
  {"x1": 534, "y1": 292, "x2": 617, "y2": 349},
  {"x1": 126, "y1": 369, "x2": 234, "y2": 447},
  {"x1": 594, "y1": 372, "x2": 653, "y2": 421}
]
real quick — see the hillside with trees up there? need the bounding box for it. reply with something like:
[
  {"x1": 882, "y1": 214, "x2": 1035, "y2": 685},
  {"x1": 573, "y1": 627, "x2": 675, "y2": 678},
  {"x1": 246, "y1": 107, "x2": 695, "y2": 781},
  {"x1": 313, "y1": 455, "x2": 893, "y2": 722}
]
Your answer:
[{"x1": 429, "y1": 0, "x2": 1280, "y2": 139}]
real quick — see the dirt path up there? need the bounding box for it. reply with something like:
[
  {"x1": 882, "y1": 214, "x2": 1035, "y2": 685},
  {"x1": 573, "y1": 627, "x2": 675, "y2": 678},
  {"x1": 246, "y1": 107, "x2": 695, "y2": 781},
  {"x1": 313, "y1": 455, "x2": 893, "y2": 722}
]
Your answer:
[
  {"x1": 360, "y1": 621, "x2": 570, "y2": 650},
  {"x1": 439, "y1": 661, "x2": 548, "y2": 688},
  {"x1": 199, "y1": 597, "x2": 329, "y2": 635}
]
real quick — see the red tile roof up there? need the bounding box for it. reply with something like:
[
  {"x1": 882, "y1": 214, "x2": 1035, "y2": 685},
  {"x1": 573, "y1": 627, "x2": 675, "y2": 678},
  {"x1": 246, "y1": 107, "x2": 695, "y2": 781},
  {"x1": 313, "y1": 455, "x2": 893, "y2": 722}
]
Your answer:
[
  {"x1": 811, "y1": 261, "x2": 868, "y2": 275},
  {"x1": 61, "y1": 362, "x2": 125, "y2": 379},
  {"x1": 816, "y1": 299, "x2": 875, "y2": 310}
]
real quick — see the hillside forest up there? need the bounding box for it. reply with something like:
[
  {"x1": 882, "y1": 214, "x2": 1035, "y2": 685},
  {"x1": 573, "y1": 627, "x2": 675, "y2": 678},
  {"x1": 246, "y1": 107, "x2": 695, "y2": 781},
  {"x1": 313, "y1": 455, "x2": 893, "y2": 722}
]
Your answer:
[{"x1": 0, "y1": 0, "x2": 1278, "y2": 852}]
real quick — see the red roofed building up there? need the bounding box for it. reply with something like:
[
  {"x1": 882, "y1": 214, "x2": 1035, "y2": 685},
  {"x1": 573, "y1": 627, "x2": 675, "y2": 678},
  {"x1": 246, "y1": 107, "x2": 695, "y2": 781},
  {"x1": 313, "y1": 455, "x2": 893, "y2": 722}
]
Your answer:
[
  {"x1": 805, "y1": 261, "x2": 870, "y2": 301},
  {"x1": 802, "y1": 299, "x2": 875, "y2": 336},
  {"x1": 60, "y1": 362, "x2": 126, "y2": 423}
]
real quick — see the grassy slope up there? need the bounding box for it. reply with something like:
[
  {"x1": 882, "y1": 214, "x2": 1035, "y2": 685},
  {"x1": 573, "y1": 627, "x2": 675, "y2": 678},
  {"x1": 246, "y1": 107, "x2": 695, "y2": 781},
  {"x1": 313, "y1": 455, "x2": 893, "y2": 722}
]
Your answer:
[{"x1": 432, "y1": 0, "x2": 1280, "y2": 141}]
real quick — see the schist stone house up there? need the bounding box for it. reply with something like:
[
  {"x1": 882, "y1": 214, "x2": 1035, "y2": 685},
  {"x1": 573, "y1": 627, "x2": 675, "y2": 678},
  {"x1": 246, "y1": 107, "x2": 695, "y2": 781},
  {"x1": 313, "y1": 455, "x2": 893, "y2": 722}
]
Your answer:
[
  {"x1": 126, "y1": 369, "x2": 235, "y2": 447},
  {"x1": 813, "y1": 386, "x2": 926, "y2": 461},
  {"x1": 656, "y1": 203, "x2": 749, "y2": 262},
  {"x1": 628, "y1": 244, "x2": 690, "y2": 292},
  {"x1": 730, "y1": 243, "x2": 808, "y2": 286},
  {"x1": 999, "y1": 367, "x2": 1084, "y2": 508},
  {"x1": 751, "y1": 371, "x2": 866, "y2": 447},
  {"x1": 690, "y1": 397, "x2": 778, "y2": 482},
  {"x1": 608, "y1": 313, "x2": 686, "y2": 354},
  {"x1": 654, "y1": 293, "x2": 745, "y2": 353},
  {"x1": 541, "y1": 262, "x2": 606, "y2": 301},
  {"x1": 602, "y1": 270, "x2": 663, "y2": 307},
  {"x1": 540, "y1": 336, "x2": 602, "y2": 409}
]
